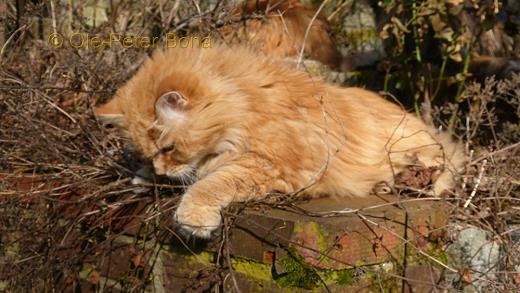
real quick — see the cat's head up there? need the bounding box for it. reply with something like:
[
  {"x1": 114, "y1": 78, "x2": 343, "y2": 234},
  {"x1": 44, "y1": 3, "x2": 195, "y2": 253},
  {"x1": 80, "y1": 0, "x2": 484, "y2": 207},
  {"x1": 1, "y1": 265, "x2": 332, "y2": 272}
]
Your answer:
[
  {"x1": 95, "y1": 87, "x2": 204, "y2": 181},
  {"x1": 95, "y1": 47, "x2": 250, "y2": 181}
]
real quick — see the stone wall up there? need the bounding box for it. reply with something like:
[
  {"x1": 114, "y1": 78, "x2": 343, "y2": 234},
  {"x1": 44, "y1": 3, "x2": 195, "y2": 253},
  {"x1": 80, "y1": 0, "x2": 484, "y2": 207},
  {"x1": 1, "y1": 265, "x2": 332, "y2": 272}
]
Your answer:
[{"x1": 0, "y1": 174, "x2": 451, "y2": 292}]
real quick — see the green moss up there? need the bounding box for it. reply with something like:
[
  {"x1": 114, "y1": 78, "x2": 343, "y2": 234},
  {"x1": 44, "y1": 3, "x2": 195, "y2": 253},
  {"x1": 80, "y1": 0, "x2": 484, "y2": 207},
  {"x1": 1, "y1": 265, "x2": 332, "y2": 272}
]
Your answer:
[
  {"x1": 275, "y1": 253, "x2": 321, "y2": 289},
  {"x1": 3, "y1": 242, "x2": 19, "y2": 258},
  {"x1": 183, "y1": 251, "x2": 214, "y2": 267},
  {"x1": 308, "y1": 222, "x2": 328, "y2": 252},
  {"x1": 320, "y1": 269, "x2": 355, "y2": 286},
  {"x1": 230, "y1": 251, "x2": 358, "y2": 290},
  {"x1": 406, "y1": 242, "x2": 449, "y2": 268},
  {"x1": 426, "y1": 244, "x2": 449, "y2": 266},
  {"x1": 293, "y1": 222, "x2": 304, "y2": 234},
  {"x1": 0, "y1": 281, "x2": 8, "y2": 291},
  {"x1": 345, "y1": 29, "x2": 378, "y2": 44},
  {"x1": 294, "y1": 221, "x2": 326, "y2": 248},
  {"x1": 365, "y1": 269, "x2": 400, "y2": 293},
  {"x1": 334, "y1": 270, "x2": 354, "y2": 285},
  {"x1": 231, "y1": 258, "x2": 272, "y2": 282},
  {"x1": 79, "y1": 263, "x2": 95, "y2": 279}
]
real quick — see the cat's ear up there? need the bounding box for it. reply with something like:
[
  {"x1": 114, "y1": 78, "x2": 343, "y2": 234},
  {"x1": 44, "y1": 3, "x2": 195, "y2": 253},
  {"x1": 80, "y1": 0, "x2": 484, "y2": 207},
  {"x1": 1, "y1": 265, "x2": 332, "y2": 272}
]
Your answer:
[
  {"x1": 155, "y1": 91, "x2": 188, "y2": 124},
  {"x1": 94, "y1": 98, "x2": 125, "y2": 125}
]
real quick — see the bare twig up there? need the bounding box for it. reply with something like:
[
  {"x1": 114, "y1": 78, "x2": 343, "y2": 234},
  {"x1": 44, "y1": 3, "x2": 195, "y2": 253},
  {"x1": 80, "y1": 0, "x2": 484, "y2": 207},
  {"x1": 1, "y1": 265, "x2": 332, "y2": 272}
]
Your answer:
[
  {"x1": 296, "y1": 0, "x2": 329, "y2": 68},
  {"x1": 464, "y1": 159, "x2": 488, "y2": 208}
]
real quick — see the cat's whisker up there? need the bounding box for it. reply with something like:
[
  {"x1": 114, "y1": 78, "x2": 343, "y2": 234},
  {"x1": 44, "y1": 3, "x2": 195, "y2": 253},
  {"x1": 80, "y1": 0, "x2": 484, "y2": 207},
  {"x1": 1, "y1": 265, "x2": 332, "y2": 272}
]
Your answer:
[{"x1": 165, "y1": 165, "x2": 197, "y2": 188}]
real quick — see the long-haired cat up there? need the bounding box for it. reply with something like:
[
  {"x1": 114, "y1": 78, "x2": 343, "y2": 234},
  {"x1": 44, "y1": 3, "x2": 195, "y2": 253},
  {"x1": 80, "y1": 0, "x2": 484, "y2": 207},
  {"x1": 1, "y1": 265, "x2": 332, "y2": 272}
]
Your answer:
[
  {"x1": 95, "y1": 43, "x2": 463, "y2": 238},
  {"x1": 217, "y1": 0, "x2": 342, "y2": 69}
]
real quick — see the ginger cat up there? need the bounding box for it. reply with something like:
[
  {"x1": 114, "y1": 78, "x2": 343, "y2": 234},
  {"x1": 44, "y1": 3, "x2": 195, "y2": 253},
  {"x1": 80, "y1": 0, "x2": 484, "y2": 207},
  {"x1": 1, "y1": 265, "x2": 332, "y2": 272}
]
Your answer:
[
  {"x1": 217, "y1": 0, "x2": 342, "y2": 69},
  {"x1": 95, "y1": 43, "x2": 463, "y2": 238}
]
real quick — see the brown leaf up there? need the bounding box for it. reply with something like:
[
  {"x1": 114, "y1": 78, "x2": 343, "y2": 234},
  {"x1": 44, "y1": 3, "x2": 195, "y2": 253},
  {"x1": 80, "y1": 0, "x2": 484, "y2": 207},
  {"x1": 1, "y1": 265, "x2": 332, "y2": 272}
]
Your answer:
[
  {"x1": 64, "y1": 275, "x2": 75, "y2": 284},
  {"x1": 513, "y1": 273, "x2": 520, "y2": 284},
  {"x1": 395, "y1": 164, "x2": 439, "y2": 190},
  {"x1": 461, "y1": 268, "x2": 472, "y2": 283},
  {"x1": 131, "y1": 253, "x2": 143, "y2": 268},
  {"x1": 89, "y1": 270, "x2": 101, "y2": 284}
]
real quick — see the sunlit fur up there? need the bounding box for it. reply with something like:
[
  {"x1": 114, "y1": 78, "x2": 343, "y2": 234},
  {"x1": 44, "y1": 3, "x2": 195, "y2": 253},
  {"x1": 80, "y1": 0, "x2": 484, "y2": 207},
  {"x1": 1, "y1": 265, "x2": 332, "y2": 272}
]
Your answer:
[
  {"x1": 95, "y1": 44, "x2": 464, "y2": 238},
  {"x1": 218, "y1": 0, "x2": 341, "y2": 69}
]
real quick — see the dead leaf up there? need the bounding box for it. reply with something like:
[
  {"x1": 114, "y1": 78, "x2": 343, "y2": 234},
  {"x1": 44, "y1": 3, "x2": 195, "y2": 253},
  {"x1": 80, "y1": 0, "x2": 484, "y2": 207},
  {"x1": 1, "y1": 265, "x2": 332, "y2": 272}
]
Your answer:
[
  {"x1": 64, "y1": 275, "x2": 75, "y2": 284},
  {"x1": 513, "y1": 273, "x2": 520, "y2": 284},
  {"x1": 131, "y1": 253, "x2": 143, "y2": 267},
  {"x1": 461, "y1": 267, "x2": 472, "y2": 283},
  {"x1": 89, "y1": 270, "x2": 100, "y2": 284}
]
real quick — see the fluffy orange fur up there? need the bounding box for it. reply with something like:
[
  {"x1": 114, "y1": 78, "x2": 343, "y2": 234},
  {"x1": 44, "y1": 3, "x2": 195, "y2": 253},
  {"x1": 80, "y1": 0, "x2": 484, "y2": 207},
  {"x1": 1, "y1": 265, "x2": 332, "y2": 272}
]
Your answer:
[
  {"x1": 95, "y1": 44, "x2": 463, "y2": 238},
  {"x1": 217, "y1": 0, "x2": 341, "y2": 69}
]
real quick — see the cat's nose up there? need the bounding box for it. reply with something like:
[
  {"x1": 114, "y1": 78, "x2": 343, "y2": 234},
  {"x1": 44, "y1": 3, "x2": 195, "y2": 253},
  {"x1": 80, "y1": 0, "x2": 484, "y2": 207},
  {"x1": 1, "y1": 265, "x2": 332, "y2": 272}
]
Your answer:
[{"x1": 152, "y1": 160, "x2": 167, "y2": 176}]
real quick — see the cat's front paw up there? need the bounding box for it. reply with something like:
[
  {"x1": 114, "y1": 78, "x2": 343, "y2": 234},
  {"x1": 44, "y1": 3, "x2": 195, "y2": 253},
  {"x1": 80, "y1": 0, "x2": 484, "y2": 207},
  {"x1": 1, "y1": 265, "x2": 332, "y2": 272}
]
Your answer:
[{"x1": 174, "y1": 196, "x2": 222, "y2": 239}]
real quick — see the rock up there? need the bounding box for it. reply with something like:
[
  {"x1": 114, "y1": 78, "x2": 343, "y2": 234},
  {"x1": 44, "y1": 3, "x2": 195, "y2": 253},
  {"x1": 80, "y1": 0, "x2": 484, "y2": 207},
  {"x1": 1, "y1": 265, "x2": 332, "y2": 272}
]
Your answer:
[
  {"x1": 445, "y1": 226, "x2": 500, "y2": 292},
  {"x1": 508, "y1": 225, "x2": 520, "y2": 275},
  {"x1": 404, "y1": 264, "x2": 441, "y2": 293},
  {"x1": 334, "y1": 0, "x2": 386, "y2": 69},
  {"x1": 284, "y1": 58, "x2": 349, "y2": 84}
]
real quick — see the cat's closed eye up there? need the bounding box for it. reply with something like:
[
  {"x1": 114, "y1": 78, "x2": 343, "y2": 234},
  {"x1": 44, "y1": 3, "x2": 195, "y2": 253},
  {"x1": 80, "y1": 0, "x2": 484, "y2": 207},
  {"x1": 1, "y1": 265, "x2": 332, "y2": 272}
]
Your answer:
[
  {"x1": 153, "y1": 144, "x2": 175, "y2": 158},
  {"x1": 160, "y1": 144, "x2": 175, "y2": 154}
]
